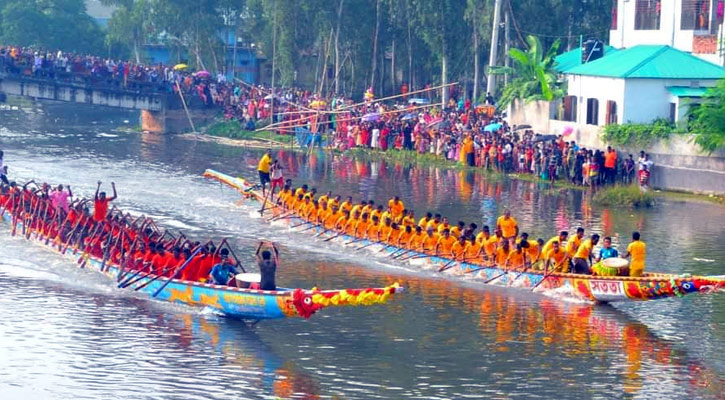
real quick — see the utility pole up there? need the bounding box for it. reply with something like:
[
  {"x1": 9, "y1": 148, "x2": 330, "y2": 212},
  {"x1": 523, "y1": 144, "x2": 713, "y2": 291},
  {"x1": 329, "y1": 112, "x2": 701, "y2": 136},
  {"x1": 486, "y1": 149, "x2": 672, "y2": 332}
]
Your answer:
[
  {"x1": 486, "y1": 0, "x2": 503, "y2": 96},
  {"x1": 270, "y1": 1, "x2": 277, "y2": 143},
  {"x1": 504, "y1": 6, "x2": 510, "y2": 87}
]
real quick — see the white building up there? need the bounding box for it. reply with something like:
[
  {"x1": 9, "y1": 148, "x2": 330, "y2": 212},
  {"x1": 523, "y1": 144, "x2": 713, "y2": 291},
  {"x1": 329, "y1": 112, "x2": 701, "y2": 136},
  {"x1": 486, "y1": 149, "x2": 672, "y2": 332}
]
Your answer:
[
  {"x1": 610, "y1": 0, "x2": 724, "y2": 65},
  {"x1": 560, "y1": 44, "x2": 724, "y2": 128}
]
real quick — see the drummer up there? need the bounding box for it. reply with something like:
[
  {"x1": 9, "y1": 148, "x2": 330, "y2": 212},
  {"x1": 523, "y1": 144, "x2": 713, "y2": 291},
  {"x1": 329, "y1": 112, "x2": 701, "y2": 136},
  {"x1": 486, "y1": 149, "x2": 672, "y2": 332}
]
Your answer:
[
  {"x1": 209, "y1": 249, "x2": 239, "y2": 286},
  {"x1": 597, "y1": 236, "x2": 619, "y2": 261}
]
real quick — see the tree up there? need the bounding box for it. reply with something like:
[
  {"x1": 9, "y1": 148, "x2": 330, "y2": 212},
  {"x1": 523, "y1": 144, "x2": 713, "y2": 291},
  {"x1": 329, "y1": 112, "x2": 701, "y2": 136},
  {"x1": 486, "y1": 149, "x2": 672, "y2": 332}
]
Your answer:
[
  {"x1": 490, "y1": 35, "x2": 565, "y2": 108},
  {"x1": 688, "y1": 80, "x2": 725, "y2": 153},
  {"x1": 103, "y1": 0, "x2": 152, "y2": 63},
  {"x1": 1, "y1": 0, "x2": 104, "y2": 54}
]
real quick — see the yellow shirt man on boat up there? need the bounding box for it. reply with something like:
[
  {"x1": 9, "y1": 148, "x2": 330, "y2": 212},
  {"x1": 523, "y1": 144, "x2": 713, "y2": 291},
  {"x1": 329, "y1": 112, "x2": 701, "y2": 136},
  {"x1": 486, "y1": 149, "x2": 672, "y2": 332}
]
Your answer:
[{"x1": 625, "y1": 231, "x2": 646, "y2": 277}]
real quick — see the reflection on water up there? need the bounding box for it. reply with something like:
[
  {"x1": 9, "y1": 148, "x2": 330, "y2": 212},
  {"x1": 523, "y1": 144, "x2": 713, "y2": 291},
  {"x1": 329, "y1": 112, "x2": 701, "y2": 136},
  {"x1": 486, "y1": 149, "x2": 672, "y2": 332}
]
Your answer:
[{"x1": 0, "y1": 105, "x2": 724, "y2": 399}]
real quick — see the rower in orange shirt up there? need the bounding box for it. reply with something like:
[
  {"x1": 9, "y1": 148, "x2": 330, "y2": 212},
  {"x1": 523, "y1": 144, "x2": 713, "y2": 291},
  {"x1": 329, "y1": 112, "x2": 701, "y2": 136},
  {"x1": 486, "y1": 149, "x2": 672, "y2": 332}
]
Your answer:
[
  {"x1": 435, "y1": 228, "x2": 456, "y2": 257},
  {"x1": 340, "y1": 196, "x2": 353, "y2": 213},
  {"x1": 379, "y1": 218, "x2": 393, "y2": 242},
  {"x1": 354, "y1": 213, "x2": 370, "y2": 238},
  {"x1": 343, "y1": 211, "x2": 358, "y2": 236},
  {"x1": 422, "y1": 228, "x2": 439, "y2": 254},
  {"x1": 465, "y1": 237, "x2": 483, "y2": 263},
  {"x1": 334, "y1": 209, "x2": 350, "y2": 231},
  {"x1": 506, "y1": 242, "x2": 527, "y2": 270},
  {"x1": 385, "y1": 223, "x2": 401, "y2": 244},
  {"x1": 495, "y1": 240, "x2": 510, "y2": 267},
  {"x1": 396, "y1": 225, "x2": 413, "y2": 247},
  {"x1": 418, "y1": 212, "x2": 433, "y2": 229},
  {"x1": 366, "y1": 215, "x2": 381, "y2": 241},
  {"x1": 402, "y1": 210, "x2": 416, "y2": 227},
  {"x1": 436, "y1": 217, "x2": 451, "y2": 235},
  {"x1": 409, "y1": 226, "x2": 425, "y2": 251},
  {"x1": 426, "y1": 214, "x2": 442, "y2": 232},
  {"x1": 325, "y1": 206, "x2": 342, "y2": 230},
  {"x1": 451, "y1": 235, "x2": 467, "y2": 261},
  {"x1": 450, "y1": 221, "x2": 466, "y2": 238}
]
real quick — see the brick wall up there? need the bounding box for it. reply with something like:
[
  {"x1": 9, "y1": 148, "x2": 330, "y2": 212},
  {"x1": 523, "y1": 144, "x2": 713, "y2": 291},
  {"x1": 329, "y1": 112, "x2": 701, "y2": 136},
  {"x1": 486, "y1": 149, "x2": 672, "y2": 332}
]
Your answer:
[{"x1": 693, "y1": 35, "x2": 717, "y2": 54}]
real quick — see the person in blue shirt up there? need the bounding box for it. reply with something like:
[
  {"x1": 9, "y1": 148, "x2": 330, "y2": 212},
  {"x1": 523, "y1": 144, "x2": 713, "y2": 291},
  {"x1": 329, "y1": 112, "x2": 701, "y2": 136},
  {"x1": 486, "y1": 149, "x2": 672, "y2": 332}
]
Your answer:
[
  {"x1": 209, "y1": 249, "x2": 238, "y2": 286},
  {"x1": 598, "y1": 236, "x2": 619, "y2": 261}
]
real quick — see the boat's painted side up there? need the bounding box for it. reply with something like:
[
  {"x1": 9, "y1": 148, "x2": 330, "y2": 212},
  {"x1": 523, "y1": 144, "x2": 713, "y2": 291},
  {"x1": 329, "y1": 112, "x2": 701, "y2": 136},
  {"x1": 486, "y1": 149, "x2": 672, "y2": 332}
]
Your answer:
[
  {"x1": 203, "y1": 169, "x2": 725, "y2": 303},
  {"x1": 0, "y1": 209, "x2": 401, "y2": 320}
]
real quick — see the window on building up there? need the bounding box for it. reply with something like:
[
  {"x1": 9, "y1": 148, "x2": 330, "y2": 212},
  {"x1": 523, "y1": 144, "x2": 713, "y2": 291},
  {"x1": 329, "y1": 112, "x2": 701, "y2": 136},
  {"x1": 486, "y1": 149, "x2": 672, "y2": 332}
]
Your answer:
[
  {"x1": 586, "y1": 98, "x2": 599, "y2": 125},
  {"x1": 605, "y1": 101, "x2": 618, "y2": 125},
  {"x1": 562, "y1": 95, "x2": 577, "y2": 122},
  {"x1": 635, "y1": 0, "x2": 661, "y2": 30},
  {"x1": 681, "y1": 0, "x2": 710, "y2": 30},
  {"x1": 611, "y1": 0, "x2": 618, "y2": 30},
  {"x1": 669, "y1": 102, "x2": 677, "y2": 123}
]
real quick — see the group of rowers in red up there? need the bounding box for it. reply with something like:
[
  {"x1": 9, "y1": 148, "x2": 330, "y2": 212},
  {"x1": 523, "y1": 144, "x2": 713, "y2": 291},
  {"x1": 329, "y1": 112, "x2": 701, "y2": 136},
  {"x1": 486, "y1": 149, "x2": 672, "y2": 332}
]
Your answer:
[{"x1": 0, "y1": 179, "x2": 266, "y2": 286}]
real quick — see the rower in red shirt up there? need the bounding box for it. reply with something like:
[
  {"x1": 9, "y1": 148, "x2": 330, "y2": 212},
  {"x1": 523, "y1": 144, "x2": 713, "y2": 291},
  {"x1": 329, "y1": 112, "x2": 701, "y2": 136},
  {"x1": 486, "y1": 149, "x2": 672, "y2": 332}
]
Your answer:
[
  {"x1": 195, "y1": 246, "x2": 221, "y2": 282},
  {"x1": 93, "y1": 181, "x2": 117, "y2": 222},
  {"x1": 180, "y1": 247, "x2": 206, "y2": 281}
]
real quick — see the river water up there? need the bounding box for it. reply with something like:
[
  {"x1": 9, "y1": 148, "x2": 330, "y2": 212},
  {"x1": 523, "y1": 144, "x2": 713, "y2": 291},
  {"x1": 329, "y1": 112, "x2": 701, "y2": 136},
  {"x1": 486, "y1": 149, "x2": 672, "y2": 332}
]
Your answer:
[{"x1": 1, "y1": 104, "x2": 724, "y2": 399}]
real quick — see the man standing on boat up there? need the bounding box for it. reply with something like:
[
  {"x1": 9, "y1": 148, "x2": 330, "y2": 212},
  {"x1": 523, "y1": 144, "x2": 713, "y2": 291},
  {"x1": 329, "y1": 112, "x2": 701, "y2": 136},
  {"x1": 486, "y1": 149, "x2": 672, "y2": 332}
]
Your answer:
[
  {"x1": 258, "y1": 150, "x2": 272, "y2": 196},
  {"x1": 256, "y1": 242, "x2": 278, "y2": 291},
  {"x1": 94, "y1": 181, "x2": 117, "y2": 222},
  {"x1": 625, "y1": 232, "x2": 646, "y2": 277},
  {"x1": 269, "y1": 159, "x2": 284, "y2": 201},
  {"x1": 496, "y1": 209, "x2": 518, "y2": 245}
]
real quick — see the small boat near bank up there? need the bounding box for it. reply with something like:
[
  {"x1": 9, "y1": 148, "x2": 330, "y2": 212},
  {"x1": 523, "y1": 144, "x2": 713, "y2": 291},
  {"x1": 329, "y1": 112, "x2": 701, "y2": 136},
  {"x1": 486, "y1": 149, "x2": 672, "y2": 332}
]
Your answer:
[
  {"x1": 0, "y1": 196, "x2": 402, "y2": 321},
  {"x1": 203, "y1": 169, "x2": 725, "y2": 303}
]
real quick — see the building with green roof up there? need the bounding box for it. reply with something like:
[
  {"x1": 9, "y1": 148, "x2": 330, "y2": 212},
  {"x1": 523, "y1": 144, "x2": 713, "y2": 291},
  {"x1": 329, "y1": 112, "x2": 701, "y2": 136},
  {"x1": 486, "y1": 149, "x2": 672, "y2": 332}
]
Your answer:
[{"x1": 559, "y1": 45, "x2": 725, "y2": 128}]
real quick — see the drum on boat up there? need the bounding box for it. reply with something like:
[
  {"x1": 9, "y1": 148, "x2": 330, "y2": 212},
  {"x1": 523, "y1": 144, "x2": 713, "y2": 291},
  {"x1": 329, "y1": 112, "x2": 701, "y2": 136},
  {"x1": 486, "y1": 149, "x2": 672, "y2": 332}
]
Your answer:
[
  {"x1": 236, "y1": 273, "x2": 262, "y2": 288},
  {"x1": 592, "y1": 257, "x2": 629, "y2": 276}
]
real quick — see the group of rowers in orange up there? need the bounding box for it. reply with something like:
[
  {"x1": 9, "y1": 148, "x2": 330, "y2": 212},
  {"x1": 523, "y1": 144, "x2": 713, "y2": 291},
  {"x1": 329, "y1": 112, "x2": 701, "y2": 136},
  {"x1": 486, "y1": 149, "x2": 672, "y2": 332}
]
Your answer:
[{"x1": 270, "y1": 183, "x2": 646, "y2": 276}]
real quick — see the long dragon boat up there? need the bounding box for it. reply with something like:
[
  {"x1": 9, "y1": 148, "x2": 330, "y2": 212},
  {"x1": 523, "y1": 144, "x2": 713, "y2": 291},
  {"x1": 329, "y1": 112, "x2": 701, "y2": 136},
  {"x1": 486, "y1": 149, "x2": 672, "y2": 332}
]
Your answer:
[
  {"x1": 203, "y1": 169, "x2": 725, "y2": 303},
  {"x1": 0, "y1": 199, "x2": 402, "y2": 321}
]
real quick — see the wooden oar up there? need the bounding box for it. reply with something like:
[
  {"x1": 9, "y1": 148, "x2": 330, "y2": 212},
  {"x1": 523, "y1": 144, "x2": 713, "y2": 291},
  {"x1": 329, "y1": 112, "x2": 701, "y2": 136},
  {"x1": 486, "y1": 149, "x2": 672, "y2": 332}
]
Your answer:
[
  {"x1": 218, "y1": 239, "x2": 246, "y2": 273},
  {"x1": 438, "y1": 259, "x2": 459, "y2": 272},
  {"x1": 290, "y1": 221, "x2": 312, "y2": 229},
  {"x1": 344, "y1": 237, "x2": 365, "y2": 245},
  {"x1": 268, "y1": 211, "x2": 294, "y2": 222},
  {"x1": 258, "y1": 186, "x2": 273, "y2": 216},
  {"x1": 323, "y1": 232, "x2": 344, "y2": 242},
  {"x1": 152, "y1": 247, "x2": 202, "y2": 298},
  {"x1": 483, "y1": 269, "x2": 509, "y2": 283},
  {"x1": 297, "y1": 224, "x2": 319, "y2": 233},
  {"x1": 356, "y1": 240, "x2": 382, "y2": 251}
]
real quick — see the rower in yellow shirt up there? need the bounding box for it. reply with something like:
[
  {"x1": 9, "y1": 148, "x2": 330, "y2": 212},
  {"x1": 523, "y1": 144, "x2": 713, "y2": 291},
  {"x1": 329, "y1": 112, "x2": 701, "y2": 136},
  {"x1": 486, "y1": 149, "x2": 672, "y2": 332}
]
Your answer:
[
  {"x1": 334, "y1": 210, "x2": 350, "y2": 231},
  {"x1": 625, "y1": 231, "x2": 646, "y2": 277},
  {"x1": 450, "y1": 221, "x2": 466, "y2": 239},
  {"x1": 465, "y1": 237, "x2": 483, "y2": 263},
  {"x1": 518, "y1": 233, "x2": 541, "y2": 264},
  {"x1": 362, "y1": 200, "x2": 374, "y2": 216},
  {"x1": 329, "y1": 195, "x2": 341, "y2": 210},
  {"x1": 294, "y1": 184, "x2": 308, "y2": 198},
  {"x1": 506, "y1": 243, "x2": 527, "y2": 269},
  {"x1": 379, "y1": 218, "x2": 393, "y2": 242},
  {"x1": 317, "y1": 191, "x2": 331, "y2": 208},
  {"x1": 418, "y1": 212, "x2": 433, "y2": 229},
  {"x1": 437, "y1": 217, "x2": 451, "y2": 235},
  {"x1": 496, "y1": 209, "x2": 518, "y2": 243},
  {"x1": 541, "y1": 231, "x2": 568, "y2": 256},
  {"x1": 426, "y1": 214, "x2": 442, "y2": 232},
  {"x1": 543, "y1": 241, "x2": 570, "y2": 273},
  {"x1": 566, "y1": 228, "x2": 585, "y2": 258},
  {"x1": 371, "y1": 205, "x2": 383, "y2": 222},
  {"x1": 350, "y1": 200, "x2": 365, "y2": 219},
  {"x1": 435, "y1": 229, "x2": 456, "y2": 257},
  {"x1": 343, "y1": 212, "x2": 358, "y2": 236},
  {"x1": 409, "y1": 226, "x2": 425, "y2": 251},
  {"x1": 340, "y1": 196, "x2": 353, "y2": 213},
  {"x1": 401, "y1": 210, "x2": 416, "y2": 227},
  {"x1": 572, "y1": 234, "x2": 600, "y2": 274}
]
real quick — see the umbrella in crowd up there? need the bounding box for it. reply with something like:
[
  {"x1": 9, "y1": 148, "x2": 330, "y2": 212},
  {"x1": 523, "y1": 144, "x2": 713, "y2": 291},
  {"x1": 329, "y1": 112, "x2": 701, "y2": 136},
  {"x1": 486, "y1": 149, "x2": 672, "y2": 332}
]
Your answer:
[
  {"x1": 408, "y1": 98, "x2": 430, "y2": 105},
  {"x1": 195, "y1": 70, "x2": 211, "y2": 78},
  {"x1": 401, "y1": 113, "x2": 417, "y2": 121},
  {"x1": 484, "y1": 122, "x2": 502, "y2": 132},
  {"x1": 309, "y1": 100, "x2": 326, "y2": 109},
  {"x1": 362, "y1": 113, "x2": 381, "y2": 122},
  {"x1": 533, "y1": 134, "x2": 558, "y2": 143},
  {"x1": 562, "y1": 126, "x2": 574, "y2": 137},
  {"x1": 514, "y1": 124, "x2": 532, "y2": 131},
  {"x1": 173, "y1": 63, "x2": 188, "y2": 71}
]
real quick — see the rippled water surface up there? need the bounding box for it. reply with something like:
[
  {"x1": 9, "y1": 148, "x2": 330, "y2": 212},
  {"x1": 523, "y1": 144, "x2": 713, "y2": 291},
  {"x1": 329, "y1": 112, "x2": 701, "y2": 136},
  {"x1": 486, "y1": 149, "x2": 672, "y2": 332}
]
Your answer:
[{"x1": 1, "y1": 104, "x2": 724, "y2": 399}]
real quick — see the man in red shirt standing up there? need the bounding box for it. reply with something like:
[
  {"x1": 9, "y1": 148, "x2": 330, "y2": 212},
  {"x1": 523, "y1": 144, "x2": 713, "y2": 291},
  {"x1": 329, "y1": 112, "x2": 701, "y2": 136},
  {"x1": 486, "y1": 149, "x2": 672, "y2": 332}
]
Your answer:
[{"x1": 94, "y1": 181, "x2": 117, "y2": 222}]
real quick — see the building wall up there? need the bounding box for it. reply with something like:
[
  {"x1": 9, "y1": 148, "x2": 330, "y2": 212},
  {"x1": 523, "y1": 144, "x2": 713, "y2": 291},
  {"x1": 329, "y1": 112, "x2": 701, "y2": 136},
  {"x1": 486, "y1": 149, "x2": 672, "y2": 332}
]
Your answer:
[
  {"x1": 622, "y1": 78, "x2": 719, "y2": 123},
  {"x1": 610, "y1": 0, "x2": 723, "y2": 65},
  {"x1": 566, "y1": 74, "x2": 626, "y2": 126}
]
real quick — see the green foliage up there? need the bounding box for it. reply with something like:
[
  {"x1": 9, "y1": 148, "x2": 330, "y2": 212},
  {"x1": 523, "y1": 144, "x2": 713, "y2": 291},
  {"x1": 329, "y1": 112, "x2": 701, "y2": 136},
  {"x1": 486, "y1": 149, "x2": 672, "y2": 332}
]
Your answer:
[
  {"x1": 688, "y1": 79, "x2": 725, "y2": 153},
  {"x1": 491, "y1": 35, "x2": 566, "y2": 108},
  {"x1": 593, "y1": 185, "x2": 655, "y2": 207},
  {"x1": 0, "y1": 0, "x2": 104, "y2": 53},
  {"x1": 601, "y1": 119, "x2": 677, "y2": 148}
]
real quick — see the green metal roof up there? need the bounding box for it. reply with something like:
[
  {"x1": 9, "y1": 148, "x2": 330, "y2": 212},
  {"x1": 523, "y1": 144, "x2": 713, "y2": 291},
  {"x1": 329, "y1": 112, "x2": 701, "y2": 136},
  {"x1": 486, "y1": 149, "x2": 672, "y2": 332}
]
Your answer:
[
  {"x1": 564, "y1": 45, "x2": 725, "y2": 79},
  {"x1": 667, "y1": 86, "x2": 710, "y2": 97},
  {"x1": 554, "y1": 46, "x2": 619, "y2": 73}
]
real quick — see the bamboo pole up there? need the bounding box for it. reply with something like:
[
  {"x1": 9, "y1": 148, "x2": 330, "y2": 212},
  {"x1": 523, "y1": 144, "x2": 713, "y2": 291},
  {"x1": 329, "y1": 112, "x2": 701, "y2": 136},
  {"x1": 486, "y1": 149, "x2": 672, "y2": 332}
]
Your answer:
[{"x1": 334, "y1": 81, "x2": 459, "y2": 112}]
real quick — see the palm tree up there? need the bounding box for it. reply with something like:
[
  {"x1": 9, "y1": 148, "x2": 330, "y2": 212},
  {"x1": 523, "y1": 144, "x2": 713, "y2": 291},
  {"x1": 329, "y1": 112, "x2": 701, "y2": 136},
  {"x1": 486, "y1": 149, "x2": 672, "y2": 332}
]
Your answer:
[{"x1": 490, "y1": 35, "x2": 565, "y2": 108}]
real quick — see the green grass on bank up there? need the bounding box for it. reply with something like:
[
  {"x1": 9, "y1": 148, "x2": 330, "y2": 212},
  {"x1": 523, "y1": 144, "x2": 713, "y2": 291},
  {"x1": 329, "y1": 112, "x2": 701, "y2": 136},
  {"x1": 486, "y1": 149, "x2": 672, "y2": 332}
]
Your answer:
[
  {"x1": 204, "y1": 120, "x2": 295, "y2": 144},
  {"x1": 593, "y1": 184, "x2": 655, "y2": 207}
]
